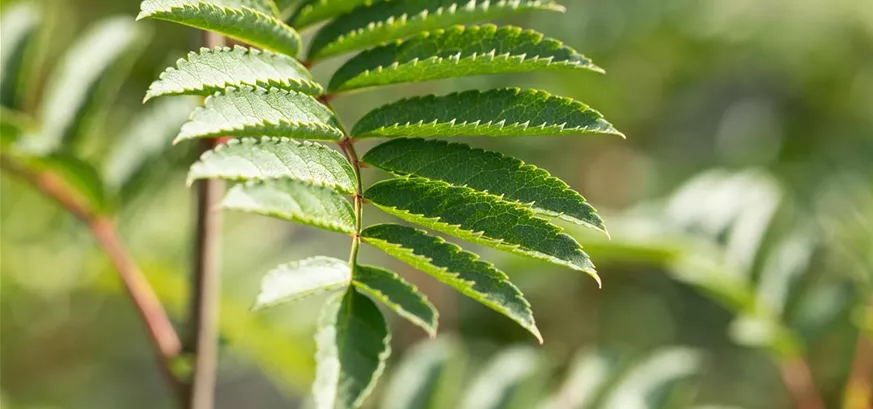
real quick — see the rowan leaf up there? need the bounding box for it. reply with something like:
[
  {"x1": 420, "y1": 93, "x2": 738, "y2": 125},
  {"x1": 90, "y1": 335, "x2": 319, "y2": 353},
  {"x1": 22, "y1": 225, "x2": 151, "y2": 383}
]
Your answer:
[
  {"x1": 289, "y1": 0, "x2": 371, "y2": 30},
  {"x1": 306, "y1": 0, "x2": 564, "y2": 61},
  {"x1": 23, "y1": 17, "x2": 149, "y2": 154},
  {"x1": 329, "y1": 25, "x2": 601, "y2": 93},
  {"x1": 460, "y1": 347, "x2": 541, "y2": 409},
  {"x1": 1, "y1": 2, "x2": 41, "y2": 109},
  {"x1": 351, "y1": 88, "x2": 622, "y2": 139},
  {"x1": 253, "y1": 256, "x2": 351, "y2": 310},
  {"x1": 188, "y1": 137, "x2": 355, "y2": 193},
  {"x1": 313, "y1": 289, "x2": 391, "y2": 409},
  {"x1": 380, "y1": 337, "x2": 458, "y2": 409},
  {"x1": 365, "y1": 178, "x2": 598, "y2": 282},
  {"x1": 222, "y1": 179, "x2": 355, "y2": 233},
  {"x1": 145, "y1": 46, "x2": 321, "y2": 102},
  {"x1": 104, "y1": 96, "x2": 199, "y2": 193},
  {"x1": 138, "y1": 0, "x2": 301, "y2": 56},
  {"x1": 363, "y1": 138, "x2": 606, "y2": 232},
  {"x1": 361, "y1": 223, "x2": 541, "y2": 341},
  {"x1": 175, "y1": 86, "x2": 344, "y2": 143},
  {"x1": 353, "y1": 264, "x2": 438, "y2": 336}
]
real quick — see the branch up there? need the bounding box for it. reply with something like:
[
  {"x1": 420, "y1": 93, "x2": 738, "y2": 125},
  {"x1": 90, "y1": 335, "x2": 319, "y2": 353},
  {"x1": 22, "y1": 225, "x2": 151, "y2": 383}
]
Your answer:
[
  {"x1": 0, "y1": 154, "x2": 183, "y2": 400},
  {"x1": 843, "y1": 298, "x2": 873, "y2": 409},
  {"x1": 779, "y1": 355, "x2": 826, "y2": 409},
  {"x1": 183, "y1": 30, "x2": 225, "y2": 409}
]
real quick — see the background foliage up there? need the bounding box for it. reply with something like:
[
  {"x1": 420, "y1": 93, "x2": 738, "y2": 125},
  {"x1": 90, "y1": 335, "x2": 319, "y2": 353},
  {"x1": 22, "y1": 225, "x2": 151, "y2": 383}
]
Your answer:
[{"x1": 1, "y1": 0, "x2": 871, "y2": 408}]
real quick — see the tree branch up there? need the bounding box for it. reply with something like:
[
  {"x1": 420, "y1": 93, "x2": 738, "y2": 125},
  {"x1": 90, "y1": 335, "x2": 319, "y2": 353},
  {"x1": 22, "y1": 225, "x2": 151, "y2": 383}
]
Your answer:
[
  {"x1": 183, "y1": 30, "x2": 226, "y2": 409},
  {"x1": 843, "y1": 298, "x2": 873, "y2": 409},
  {"x1": 0, "y1": 154, "x2": 183, "y2": 401},
  {"x1": 779, "y1": 355, "x2": 826, "y2": 409}
]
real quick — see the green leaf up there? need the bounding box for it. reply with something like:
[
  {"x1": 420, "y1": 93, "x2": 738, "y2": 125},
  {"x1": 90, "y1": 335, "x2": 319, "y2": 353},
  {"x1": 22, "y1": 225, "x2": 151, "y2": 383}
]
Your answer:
[
  {"x1": 174, "y1": 86, "x2": 344, "y2": 144},
  {"x1": 22, "y1": 17, "x2": 149, "y2": 155},
  {"x1": 32, "y1": 154, "x2": 108, "y2": 213},
  {"x1": 353, "y1": 264, "x2": 438, "y2": 336},
  {"x1": 459, "y1": 347, "x2": 541, "y2": 409},
  {"x1": 306, "y1": 0, "x2": 564, "y2": 61},
  {"x1": 0, "y1": 2, "x2": 41, "y2": 109},
  {"x1": 222, "y1": 179, "x2": 355, "y2": 233},
  {"x1": 365, "y1": 178, "x2": 599, "y2": 283},
  {"x1": 313, "y1": 289, "x2": 391, "y2": 409},
  {"x1": 188, "y1": 137, "x2": 356, "y2": 193},
  {"x1": 0, "y1": 107, "x2": 37, "y2": 146},
  {"x1": 361, "y1": 223, "x2": 541, "y2": 341},
  {"x1": 601, "y1": 348, "x2": 701, "y2": 409},
  {"x1": 538, "y1": 350, "x2": 615, "y2": 409},
  {"x1": 145, "y1": 46, "x2": 321, "y2": 102},
  {"x1": 138, "y1": 0, "x2": 301, "y2": 57},
  {"x1": 351, "y1": 88, "x2": 622, "y2": 139},
  {"x1": 381, "y1": 337, "x2": 459, "y2": 409},
  {"x1": 103, "y1": 96, "x2": 199, "y2": 192},
  {"x1": 329, "y1": 24, "x2": 602, "y2": 93},
  {"x1": 363, "y1": 138, "x2": 605, "y2": 233},
  {"x1": 252, "y1": 256, "x2": 351, "y2": 310},
  {"x1": 289, "y1": 0, "x2": 371, "y2": 30}
]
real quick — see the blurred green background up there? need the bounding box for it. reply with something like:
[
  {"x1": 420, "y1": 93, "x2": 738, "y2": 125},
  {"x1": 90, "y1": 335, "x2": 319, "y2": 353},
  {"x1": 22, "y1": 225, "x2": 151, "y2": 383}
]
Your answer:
[{"x1": 1, "y1": 0, "x2": 871, "y2": 408}]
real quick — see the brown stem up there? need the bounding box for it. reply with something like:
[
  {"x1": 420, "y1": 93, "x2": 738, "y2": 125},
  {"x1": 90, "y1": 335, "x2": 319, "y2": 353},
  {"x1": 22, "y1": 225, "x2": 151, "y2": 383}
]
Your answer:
[
  {"x1": 843, "y1": 299, "x2": 873, "y2": 409},
  {"x1": 0, "y1": 155, "x2": 183, "y2": 400},
  {"x1": 779, "y1": 356, "x2": 826, "y2": 409},
  {"x1": 183, "y1": 30, "x2": 226, "y2": 409}
]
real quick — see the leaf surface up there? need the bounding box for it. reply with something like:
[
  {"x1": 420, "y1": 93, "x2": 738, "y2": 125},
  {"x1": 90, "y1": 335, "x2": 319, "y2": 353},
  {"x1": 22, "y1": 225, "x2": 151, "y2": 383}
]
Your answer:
[
  {"x1": 0, "y1": 2, "x2": 41, "y2": 109},
  {"x1": 313, "y1": 289, "x2": 391, "y2": 409},
  {"x1": 307, "y1": 0, "x2": 563, "y2": 61},
  {"x1": 366, "y1": 178, "x2": 598, "y2": 282},
  {"x1": 361, "y1": 223, "x2": 540, "y2": 341},
  {"x1": 460, "y1": 347, "x2": 541, "y2": 409},
  {"x1": 23, "y1": 18, "x2": 149, "y2": 154},
  {"x1": 104, "y1": 96, "x2": 199, "y2": 192},
  {"x1": 222, "y1": 179, "x2": 355, "y2": 233},
  {"x1": 138, "y1": 0, "x2": 301, "y2": 56},
  {"x1": 290, "y1": 0, "x2": 371, "y2": 30},
  {"x1": 381, "y1": 337, "x2": 458, "y2": 409},
  {"x1": 145, "y1": 46, "x2": 321, "y2": 102},
  {"x1": 353, "y1": 264, "x2": 438, "y2": 336},
  {"x1": 351, "y1": 88, "x2": 622, "y2": 139},
  {"x1": 329, "y1": 24, "x2": 601, "y2": 93},
  {"x1": 188, "y1": 137, "x2": 355, "y2": 194},
  {"x1": 175, "y1": 86, "x2": 343, "y2": 143},
  {"x1": 363, "y1": 138, "x2": 605, "y2": 232},
  {"x1": 253, "y1": 256, "x2": 351, "y2": 309}
]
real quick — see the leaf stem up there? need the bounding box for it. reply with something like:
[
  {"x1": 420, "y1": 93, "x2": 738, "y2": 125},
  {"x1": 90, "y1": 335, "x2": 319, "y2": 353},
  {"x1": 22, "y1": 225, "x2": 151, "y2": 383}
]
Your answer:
[
  {"x1": 339, "y1": 137, "x2": 364, "y2": 270},
  {"x1": 0, "y1": 154, "x2": 184, "y2": 402},
  {"x1": 184, "y1": 30, "x2": 225, "y2": 409}
]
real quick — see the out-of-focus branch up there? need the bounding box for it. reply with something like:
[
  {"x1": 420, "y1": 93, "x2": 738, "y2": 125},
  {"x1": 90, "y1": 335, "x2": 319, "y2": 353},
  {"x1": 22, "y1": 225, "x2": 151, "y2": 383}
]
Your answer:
[
  {"x1": 779, "y1": 355, "x2": 826, "y2": 409},
  {"x1": 183, "y1": 30, "x2": 226, "y2": 409},
  {"x1": 0, "y1": 154, "x2": 183, "y2": 402},
  {"x1": 843, "y1": 298, "x2": 873, "y2": 409}
]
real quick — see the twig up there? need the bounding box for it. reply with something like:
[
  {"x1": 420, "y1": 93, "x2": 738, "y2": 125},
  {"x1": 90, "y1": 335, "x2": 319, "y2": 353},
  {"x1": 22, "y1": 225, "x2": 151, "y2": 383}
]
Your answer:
[
  {"x1": 779, "y1": 356, "x2": 826, "y2": 409},
  {"x1": 843, "y1": 298, "x2": 873, "y2": 409},
  {"x1": 0, "y1": 154, "x2": 184, "y2": 401},
  {"x1": 183, "y1": 30, "x2": 226, "y2": 409}
]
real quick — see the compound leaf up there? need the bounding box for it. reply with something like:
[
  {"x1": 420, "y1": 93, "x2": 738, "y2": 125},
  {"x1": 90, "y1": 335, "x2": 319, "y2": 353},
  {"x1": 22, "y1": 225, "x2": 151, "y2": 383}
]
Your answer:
[
  {"x1": 253, "y1": 256, "x2": 351, "y2": 310},
  {"x1": 175, "y1": 86, "x2": 343, "y2": 143},
  {"x1": 138, "y1": 0, "x2": 300, "y2": 56},
  {"x1": 361, "y1": 223, "x2": 540, "y2": 341},
  {"x1": 188, "y1": 137, "x2": 355, "y2": 194},
  {"x1": 0, "y1": 2, "x2": 42, "y2": 109},
  {"x1": 307, "y1": 0, "x2": 564, "y2": 61},
  {"x1": 365, "y1": 178, "x2": 599, "y2": 283},
  {"x1": 329, "y1": 24, "x2": 601, "y2": 93},
  {"x1": 290, "y1": 0, "x2": 371, "y2": 30},
  {"x1": 23, "y1": 17, "x2": 149, "y2": 154},
  {"x1": 351, "y1": 88, "x2": 622, "y2": 139},
  {"x1": 363, "y1": 138, "x2": 605, "y2": 232},
  {"x1": 145, "y1": 45, "x2": 321, "y2": 102},
  {"x1": 222, "y1": 179, "x2": 355, "y2": 233},
  {"x1": 313, "y1": 289, "x2": 391, "y2": 409},
  {"x1": 353, "y1": 264, "x2": 438, "y2": 336}
]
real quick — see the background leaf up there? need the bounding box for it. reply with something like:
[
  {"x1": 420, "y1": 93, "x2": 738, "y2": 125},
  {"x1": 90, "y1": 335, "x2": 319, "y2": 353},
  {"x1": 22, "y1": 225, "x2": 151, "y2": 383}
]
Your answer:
[{"x1": 0, "y1": 2, "x2": 42, "y2": 109}]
